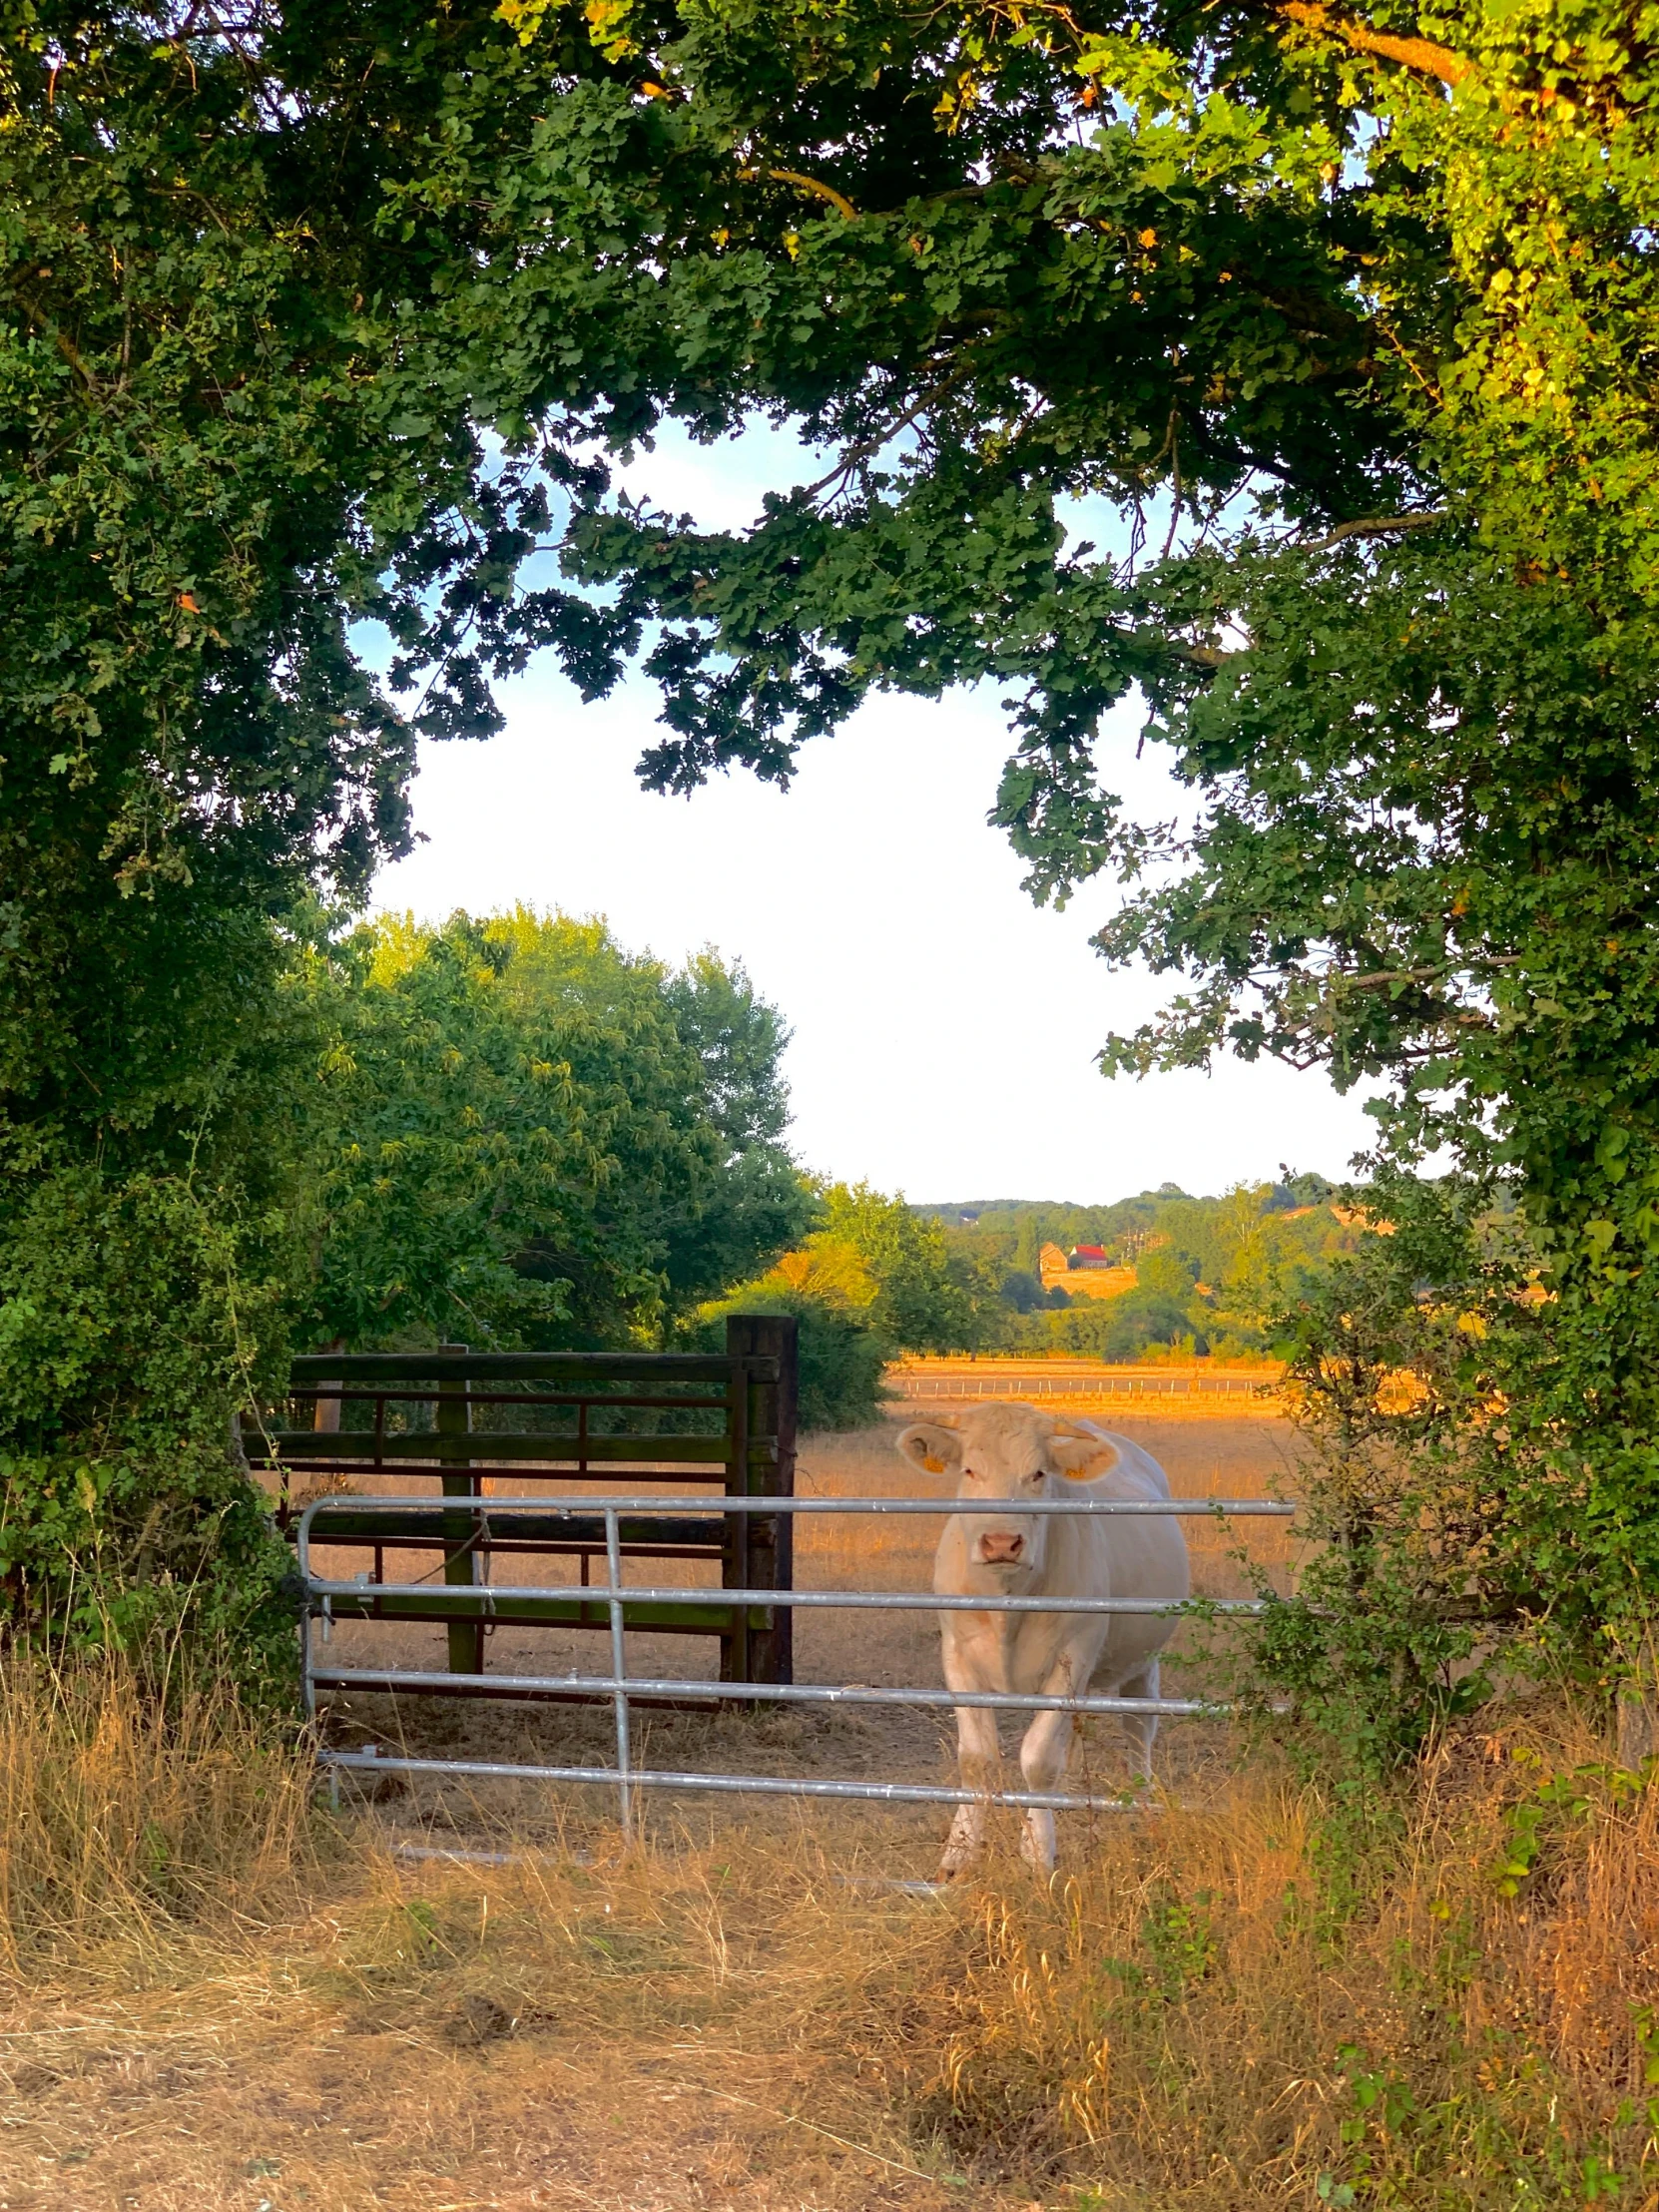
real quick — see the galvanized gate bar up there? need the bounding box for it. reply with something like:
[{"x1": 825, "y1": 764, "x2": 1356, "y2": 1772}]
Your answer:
[
  {"x1": 604, "y1": 1506, "x2": 632, "y2": 1838},
  {"x1": 305, "y1": 1576, "x2": 1269, "y2": 1617},
  {"x1": 318, "y1": 1750, "x2": 1151, "y2": 1817},
  {"x1": 300, "y1": 1481, "x2": 1299, "y2": 1820},
  {"x1": 435, "y1": 1347, "x2": 480, "y2": 1675},
  {"x1": 298, "y1": 1492, "x2": 1299, "y2": 1519},
  {"x1": 307, "y1": 1664, "x2": 1234, "y2": 1717}
]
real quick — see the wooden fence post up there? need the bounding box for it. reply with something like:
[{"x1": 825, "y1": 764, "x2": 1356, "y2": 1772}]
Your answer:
[
  {"x1": 436, "y1": 1346, "x2": 482, "y2": 1675},
  {"x1": 311, "y1": 1338, "x2": 343, "y2": 1435},
  {"x1": 723, "y1": 1314, "x2": 797, "y2": 1686}
]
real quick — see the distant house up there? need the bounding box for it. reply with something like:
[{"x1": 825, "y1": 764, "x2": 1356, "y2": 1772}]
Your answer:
[
  {"x1": 958, "y1": 1210, "x2": 980, "y2": 1227},
  {"x1": 1041, "y1": 1239, "x2": 1134, "y2": 1300}
]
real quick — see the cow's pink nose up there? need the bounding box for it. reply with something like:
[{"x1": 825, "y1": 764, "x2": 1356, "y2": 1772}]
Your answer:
[{"x1": 979, "y1": 1531, "x2": 1024, "y2": 1564}]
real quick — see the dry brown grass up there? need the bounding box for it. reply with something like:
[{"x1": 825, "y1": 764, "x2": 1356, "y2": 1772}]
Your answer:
[
  {"x1": 10, "y1": 1413, "x2": 1639, "y2": 2209},
  {"x1": 0, "y1": 1652, "x2": 320, "y2": 1978},
  {"x1": 5, "y1": 1650, "x2": 1659, "y2": 2211},
  {"x1": 917, "y1": 1713, "x2": 1659, "y2": 2204}
]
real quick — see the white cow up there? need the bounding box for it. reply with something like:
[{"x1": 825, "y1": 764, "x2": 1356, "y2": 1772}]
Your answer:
[{"x1": 896, "y1": 1402, "x2": 1190, "y2": 1877}]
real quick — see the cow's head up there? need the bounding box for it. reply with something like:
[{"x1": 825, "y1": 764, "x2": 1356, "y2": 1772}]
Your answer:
[{"x1": 895, "y1": 1402, "x2": 1120, "y2": 1579}]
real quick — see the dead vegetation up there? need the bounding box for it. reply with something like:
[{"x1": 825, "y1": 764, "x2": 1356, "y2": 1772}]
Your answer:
[{"x1": 4, "y1": 1646, "x2": 1659, "y2": 2211}]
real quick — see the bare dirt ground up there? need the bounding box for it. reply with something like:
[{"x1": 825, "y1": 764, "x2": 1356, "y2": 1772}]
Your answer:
[
  {"x1": 0, "y1": 1822, "x2": 1039, "y2": 2212},
  {"x1": 0, "y1": 1403, "x2": 1310, "y2": 2212}
]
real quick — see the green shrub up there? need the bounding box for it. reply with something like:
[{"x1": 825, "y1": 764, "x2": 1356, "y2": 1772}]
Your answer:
[{"x1": 0, "y1": 1163, "x2": 297, "y2": 1691}]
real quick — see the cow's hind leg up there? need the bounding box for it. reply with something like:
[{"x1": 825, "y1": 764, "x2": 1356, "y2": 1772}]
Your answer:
[
  {"x1": 1016, "y1": 1706, "x2": 1075, "y2": 1873},
  {"x1": 940, "y1": 1704, "x2": 999, "y2": 1880},
  {"x1": 1117, "y1": 1660, "x2": 1162, "y2": 1785}
]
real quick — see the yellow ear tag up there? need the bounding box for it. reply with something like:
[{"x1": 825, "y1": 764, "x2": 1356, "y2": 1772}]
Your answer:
[{"x1": 922, "y1": 1454, "x2": 944, "y2": 1473}]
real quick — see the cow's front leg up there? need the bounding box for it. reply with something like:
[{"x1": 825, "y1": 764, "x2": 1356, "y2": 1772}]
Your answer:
[
  {"x1": 1117, "y1": 1661, "x2": 1162, "y2": 1785},
  {"x1": 940, "y1": 1702, "x2": 999, "y2": 1879},
  {"x1": 1015, "y1": 1706, "x2": 1075, "y2": 1873}
]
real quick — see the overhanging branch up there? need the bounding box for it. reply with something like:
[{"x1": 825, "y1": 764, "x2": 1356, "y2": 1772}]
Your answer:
[
  {"x1": 1296, "y1": 510, "x2": 1449, "y2": 553},
  {"x1": 1279, "y1": 2, "x2": 1471, "y2": 87},
  {"x1": 739, "y1": 168, "x2": 858, "y2": 221}
]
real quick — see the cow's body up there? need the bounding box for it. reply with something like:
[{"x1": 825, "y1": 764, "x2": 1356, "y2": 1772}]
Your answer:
[{"x1": 896, "y1": 1402, "x2": 1190, "y2": 1876}]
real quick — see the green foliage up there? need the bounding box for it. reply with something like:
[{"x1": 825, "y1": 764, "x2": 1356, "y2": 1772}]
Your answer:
[
  {"x1": 1042, "y1": 1288, "x2": 1199, "y2": 1362},
  {"x1": 1133, "y1": 1885, "x2": 1219, "y2": 2004},
  {"x1": 1133, "y1": 1244, "x2": 1197, "y2": 1303},
  {"x1": 704, "y1": 1177, "x2": 998, "y2": 1424},
  {"x1": 293, "y1": 907, "x2": 807, "y2": 1351},
  {"x1": 460, "y1": 0, "x2": 1659, "y2": 1656},
  {"x1": 1220, "y1": 1173, "x2": 1636, "y2": 1765},
  {"x1": 692, "y1": 1282, "x2": 887, "y2": 1430},
  {"x1": 0, "y1": 5, "x2": 572, "y2": 1662},
  {"x1": 0, "y1": 1165, "x2": 297, "y2": 1683},
  {"x1": 0, "y1": 881, "x2": 316, "y2": 1674},
  {"x1": 819, "y1": 1184, "x2": 986, "y2": 1355}
]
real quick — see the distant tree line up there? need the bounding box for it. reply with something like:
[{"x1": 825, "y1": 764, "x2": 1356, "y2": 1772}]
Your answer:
[
  {"x1": 707, "y1": 1178, "x2": 1370, "y2": 1426},
  {"x1": 907, "y1": 1182, "x2": 1356, "y2": 1362}
]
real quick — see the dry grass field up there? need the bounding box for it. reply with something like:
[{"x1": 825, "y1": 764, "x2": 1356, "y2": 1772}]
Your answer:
[
  {"x1": 5, "y1": 1656, "x2": 1659, "y2": 2212},
  {"x1": 0, "y1": 1397, "x2": 1322, "y2": 2212}
]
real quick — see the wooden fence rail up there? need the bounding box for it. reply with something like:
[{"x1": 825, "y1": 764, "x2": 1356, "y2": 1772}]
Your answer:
[{"x1": 244, "y1": 1315, "x2": 798, "y2": 1687}]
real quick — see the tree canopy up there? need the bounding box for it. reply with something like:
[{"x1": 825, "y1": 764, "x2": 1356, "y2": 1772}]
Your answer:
[
  {"x1": 7, "y1": 0, "x2": 1659, "y2": 1669},
  {"x1": 293, "y1": 908, "x2": 807, "y2": 1350}
]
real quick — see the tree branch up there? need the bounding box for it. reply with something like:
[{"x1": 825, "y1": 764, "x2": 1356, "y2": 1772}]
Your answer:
[
  {"x1": 740, "y1": 168, "x2": 858, "y2": 221},
  {"x1": 1278, "y1": 2, "x2": 1471, "y2": 87},
  {"x1": 1296, "y1": 509, "x2": 1448, "y2": 553},
  {"x1": 800, "y1": 361, "x2": 972, "y2": 501}
]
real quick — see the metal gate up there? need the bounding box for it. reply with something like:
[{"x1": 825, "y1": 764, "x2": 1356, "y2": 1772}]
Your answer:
[{"x1": 295, "y1": 1488, "x2": 1298, "y2": 1835}]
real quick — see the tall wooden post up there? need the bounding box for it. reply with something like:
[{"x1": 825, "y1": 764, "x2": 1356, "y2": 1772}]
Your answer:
[
  {"x1": 311, "y1": 1338, "x2": 343, "y2": 1435},
  {"x1": 722, "y1": 1314, "x2": 797, "y2": 1685},
  {"x1": 436, "y1": 1346, "x2": 483, "y2": 1675}
]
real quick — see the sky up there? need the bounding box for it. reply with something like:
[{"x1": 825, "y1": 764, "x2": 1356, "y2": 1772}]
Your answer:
[{"x1": 372, "y1": 426, "x2": 1382, "y2": 1205}]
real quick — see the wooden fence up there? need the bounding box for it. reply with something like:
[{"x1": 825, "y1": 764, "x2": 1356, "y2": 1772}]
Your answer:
[
  {"x1": 885, "y1": 1359, "x2": 1283, "y2": 1411},
  {"x1": 245, "y1": 1316, "x2": 798, "y2": 1687}
]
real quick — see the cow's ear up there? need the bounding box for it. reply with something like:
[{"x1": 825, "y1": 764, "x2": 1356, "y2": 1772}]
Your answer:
[
  {"x1": 1047, "y1": 1425, "x2": 1120, "y2": 1481},
  {"x1": 896, "y1": 1420, "x2": 963, "y2": 1476}
]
